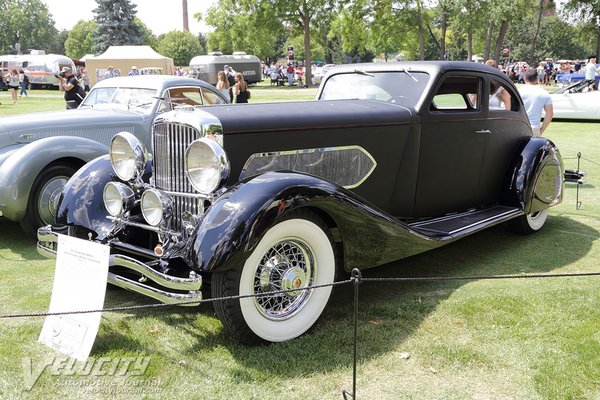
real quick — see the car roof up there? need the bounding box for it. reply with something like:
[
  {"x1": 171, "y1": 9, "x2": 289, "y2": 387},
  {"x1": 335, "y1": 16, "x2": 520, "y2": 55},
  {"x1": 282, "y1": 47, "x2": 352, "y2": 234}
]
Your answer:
[
  {"x1": 327, "y1": 61, "x2": 502, "y2": 76},
  {"x1": 92, "y1": 75, "x2": 214, "y2": 91}
]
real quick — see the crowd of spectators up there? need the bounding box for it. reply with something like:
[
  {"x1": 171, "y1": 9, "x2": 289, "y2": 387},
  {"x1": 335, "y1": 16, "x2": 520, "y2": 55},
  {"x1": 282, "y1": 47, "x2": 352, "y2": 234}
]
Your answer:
[{"x1": 495, "y1": 57, "x2": 597, "y2": 88}]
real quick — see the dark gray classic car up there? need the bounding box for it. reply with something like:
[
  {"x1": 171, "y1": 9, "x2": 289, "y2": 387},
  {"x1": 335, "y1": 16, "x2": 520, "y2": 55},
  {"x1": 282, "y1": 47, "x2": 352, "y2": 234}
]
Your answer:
[
  {"x1": 38, "y1": 62, "x2": 564, "y2": 344},
  {"x1": 0, "y1": 75, "x2": 228, "y2": 235}
]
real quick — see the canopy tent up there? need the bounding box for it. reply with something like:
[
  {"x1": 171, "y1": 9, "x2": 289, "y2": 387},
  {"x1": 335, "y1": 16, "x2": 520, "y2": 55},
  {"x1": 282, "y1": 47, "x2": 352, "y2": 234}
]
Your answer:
[{"x1": 85, "y1": 46, "x2": 175, "y2": 86}]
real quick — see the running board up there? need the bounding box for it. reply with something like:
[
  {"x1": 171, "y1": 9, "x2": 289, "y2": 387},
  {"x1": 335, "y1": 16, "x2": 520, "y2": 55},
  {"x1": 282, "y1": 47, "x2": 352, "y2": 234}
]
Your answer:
[{"x1": 408, "y1": 206, "x2": 522, "y2": 239}]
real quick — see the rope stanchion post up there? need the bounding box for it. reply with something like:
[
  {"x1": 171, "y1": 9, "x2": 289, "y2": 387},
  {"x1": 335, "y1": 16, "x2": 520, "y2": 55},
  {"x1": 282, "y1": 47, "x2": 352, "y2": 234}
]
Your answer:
[
  {"x1": 343, "y1": 268, "x2": 362, "y2": 400},
  {"x1": 577, "y1": 152, "x2": 582, "y2": 210}
]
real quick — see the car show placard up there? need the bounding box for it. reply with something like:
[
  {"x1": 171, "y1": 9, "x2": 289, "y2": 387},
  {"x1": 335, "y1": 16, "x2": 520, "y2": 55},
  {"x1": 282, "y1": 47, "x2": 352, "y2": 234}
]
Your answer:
[{"x1": 39, "y1": 234, "x2": 109, "y2": 361}]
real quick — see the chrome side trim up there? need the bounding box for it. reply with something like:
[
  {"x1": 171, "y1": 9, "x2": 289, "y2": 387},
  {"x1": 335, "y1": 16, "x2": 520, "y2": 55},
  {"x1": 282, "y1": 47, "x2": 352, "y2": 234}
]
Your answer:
[{"x1": 240, "y1": 145, "x2": 377, "y2": 189}]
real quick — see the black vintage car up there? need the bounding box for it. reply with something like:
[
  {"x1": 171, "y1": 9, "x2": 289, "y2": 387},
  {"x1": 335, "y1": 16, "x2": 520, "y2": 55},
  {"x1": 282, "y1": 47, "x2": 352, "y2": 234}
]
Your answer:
[{"x1": 37, "y1": 62, "x2": 564, "y2": 345}]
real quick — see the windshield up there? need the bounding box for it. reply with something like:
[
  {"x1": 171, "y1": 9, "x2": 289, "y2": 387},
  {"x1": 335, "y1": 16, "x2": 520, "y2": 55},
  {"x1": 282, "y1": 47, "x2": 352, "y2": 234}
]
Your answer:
[
  {"x1": 80, "y1": 87, "x2": 158, "y2": 113},
  {"x1": 319, "y1": 71, "x2": 430, "y2": 107}
]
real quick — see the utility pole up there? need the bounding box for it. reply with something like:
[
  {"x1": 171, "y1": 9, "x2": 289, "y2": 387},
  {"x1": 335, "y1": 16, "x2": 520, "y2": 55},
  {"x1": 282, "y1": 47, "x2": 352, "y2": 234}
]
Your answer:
[{"x1": 182, "y1": 0, "x2": 189, "y2": 32}]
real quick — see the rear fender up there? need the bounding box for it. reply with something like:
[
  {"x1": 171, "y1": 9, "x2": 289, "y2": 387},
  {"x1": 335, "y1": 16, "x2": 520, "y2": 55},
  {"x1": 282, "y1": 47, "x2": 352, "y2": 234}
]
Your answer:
[
  {"x1": 502, "y1": 137, "x2": 564, "y2": 213},
  {"x1": 0, "y1": 136, "x2": 107, "y2": 221}
]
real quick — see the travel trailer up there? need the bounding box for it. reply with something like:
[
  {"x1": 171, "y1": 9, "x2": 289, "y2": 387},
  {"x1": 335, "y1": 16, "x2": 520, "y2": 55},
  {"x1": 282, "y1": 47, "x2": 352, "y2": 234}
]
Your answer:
[
  {"x1": 0, "y1": 51, "x2": 76, "y2": 89},
  {"x1": 190, "y1": 52, "x2": 262, "y2": 85}
]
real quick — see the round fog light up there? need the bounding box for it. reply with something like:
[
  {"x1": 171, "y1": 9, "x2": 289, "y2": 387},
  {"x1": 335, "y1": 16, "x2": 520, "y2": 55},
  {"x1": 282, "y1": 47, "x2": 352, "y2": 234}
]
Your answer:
[
  {"x1": 103, "y1": 182, "x2": 135, "y2": 217},
  {"x1": 141, "y1": 189, "x2": 173, "y2": 226}
]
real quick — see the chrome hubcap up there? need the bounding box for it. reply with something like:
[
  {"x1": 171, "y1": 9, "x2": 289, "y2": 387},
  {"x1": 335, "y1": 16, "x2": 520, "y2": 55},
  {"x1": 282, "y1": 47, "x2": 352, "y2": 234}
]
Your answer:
[
  {"x1": 37, "y1": 176, "x2": 68, "y2": 224},
  {"x1": 253, "y1": 239, "x2": 315, "y2": 320}
]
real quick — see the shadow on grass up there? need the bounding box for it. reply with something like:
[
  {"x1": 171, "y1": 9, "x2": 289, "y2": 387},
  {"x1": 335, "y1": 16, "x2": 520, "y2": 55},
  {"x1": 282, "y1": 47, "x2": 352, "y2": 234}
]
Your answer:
[
  {"x1": 0, "y1": 221, "x2": 44, "y2": 261},
  {"x1": 93, "y1": 214, "x2": 598, "y2": 378}
]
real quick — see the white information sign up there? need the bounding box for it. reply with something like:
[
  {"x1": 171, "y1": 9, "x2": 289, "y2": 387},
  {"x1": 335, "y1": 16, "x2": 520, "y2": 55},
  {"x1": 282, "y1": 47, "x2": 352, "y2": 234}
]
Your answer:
[{"x1": 39, "y1": 234, "x2": 110, "y2": 362}]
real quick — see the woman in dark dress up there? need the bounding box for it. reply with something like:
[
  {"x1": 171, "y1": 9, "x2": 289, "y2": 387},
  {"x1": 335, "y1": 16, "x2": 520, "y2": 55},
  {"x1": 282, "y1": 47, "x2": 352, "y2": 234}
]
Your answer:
[{"x1": 234, "y1": 72, "x2": 249, "y2": 103}]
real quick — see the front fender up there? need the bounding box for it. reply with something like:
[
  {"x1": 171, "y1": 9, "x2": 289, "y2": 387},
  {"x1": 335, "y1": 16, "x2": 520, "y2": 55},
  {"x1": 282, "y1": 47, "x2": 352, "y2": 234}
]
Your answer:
[
  {"x1": 54, "y1": 155, "x2": 117, "y2": 240},
  {"x1": 502, "y1": 137, "x2": 564, "y2": 213},
  {"x1": 0, "y1": 136, "x2": 108, "y2": 221},
  {"x1": 54, "y1": 155, "x2": 152, "y2": 241},
  {"x1": 192, "y1": 172, "x2": 439, "y2": 273}
]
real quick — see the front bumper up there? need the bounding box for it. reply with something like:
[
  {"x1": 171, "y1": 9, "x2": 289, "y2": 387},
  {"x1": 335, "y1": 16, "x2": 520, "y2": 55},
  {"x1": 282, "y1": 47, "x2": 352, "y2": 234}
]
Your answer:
[{"x1": 37, "y1": 225, "x2": 203, "y2": 306}]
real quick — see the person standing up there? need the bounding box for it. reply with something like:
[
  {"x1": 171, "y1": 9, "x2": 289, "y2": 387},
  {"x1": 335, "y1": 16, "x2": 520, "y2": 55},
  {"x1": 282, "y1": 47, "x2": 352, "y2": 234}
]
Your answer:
[
  {"x1": 5, "y1": 68, "x2": 19, "y2": 103},
  {"x1": 585, "y1": 55, "x2": 598, "y2": 91},
  {"x1": 57, "y1": 67, "x2": 85, "y2": 109},
  {"x1": 128, "y1": 66, "x2": 139, "y2": 76},
  {"x1": 234, "y1": 72, "x2": 249, "y2": 103},
  {"x1": 81, "y1": 68, "x2": 90, "y2": 92},
  {"x1": 518, "y1": 68, "x2": 553, "y2": 136},
  {"x1": 18, "y1": 69, "x2": 28, "y2": 97},
  {"x1": 286, "y1": 63, "x2": 295, "y2": 86},
  {"x1": 102, "y1": 65, "x2": 115, "y2": 80},
  {"x1": 222, "y1": 65, "x2": 235, "y2": 102},
  {"x1": 216, "y1": 71, "x2": 230, "y2": 100}
]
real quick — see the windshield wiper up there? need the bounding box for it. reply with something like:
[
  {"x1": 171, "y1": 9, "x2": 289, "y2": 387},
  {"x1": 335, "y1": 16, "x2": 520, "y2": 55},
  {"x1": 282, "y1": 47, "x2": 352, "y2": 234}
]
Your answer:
[
  {"x1": 400, "y1": 68, "x2": 418, "y2": 82},
  {"x1": 354, "y1": 69, "x2": 374, "y2": 77}
]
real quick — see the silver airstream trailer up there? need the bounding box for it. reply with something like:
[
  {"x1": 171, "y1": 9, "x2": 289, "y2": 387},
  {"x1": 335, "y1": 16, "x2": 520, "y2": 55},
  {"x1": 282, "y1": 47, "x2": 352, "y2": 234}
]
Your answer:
[
  {"x1": 0, "y1": 51, "x2": 76, "y2": 89},
  {"x1": 190, "y1": 52, "x2": 262, "y2": 85}
]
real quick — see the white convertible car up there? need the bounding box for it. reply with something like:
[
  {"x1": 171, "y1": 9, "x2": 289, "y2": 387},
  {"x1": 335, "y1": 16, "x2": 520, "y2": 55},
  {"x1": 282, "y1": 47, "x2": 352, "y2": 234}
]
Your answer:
[{"x1": 548, "y1": 80, "x2": 600, "y2": 120}]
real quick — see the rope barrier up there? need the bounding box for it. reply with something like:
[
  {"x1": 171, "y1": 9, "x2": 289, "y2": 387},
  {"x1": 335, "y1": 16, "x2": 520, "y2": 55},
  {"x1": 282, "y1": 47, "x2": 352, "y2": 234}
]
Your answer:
[{"x1": 2, "y1": 268, "x2": 599, "y2": 400}]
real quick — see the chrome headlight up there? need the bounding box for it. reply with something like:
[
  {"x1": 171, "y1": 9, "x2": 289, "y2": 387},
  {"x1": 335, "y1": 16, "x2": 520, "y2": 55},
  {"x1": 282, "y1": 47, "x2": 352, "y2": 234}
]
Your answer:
[
  {"x1": 141, "y1": 189, "x2": 173, "y2": 227},
  {"x1": 109, "y1": 132, "x2": 148, "y2": 181},
  {"x1": 103, "y1": 182, "x2": 135, "y2": 217},
  {"x1": 185, "y1": 138, "x2": 230, "y2": 195}
]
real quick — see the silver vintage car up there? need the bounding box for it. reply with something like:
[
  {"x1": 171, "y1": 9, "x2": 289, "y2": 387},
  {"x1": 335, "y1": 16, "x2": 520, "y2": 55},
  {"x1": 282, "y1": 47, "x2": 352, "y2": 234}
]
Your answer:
[{"x1": 0, "y1": 75, "x2": 228, "y2": 235}]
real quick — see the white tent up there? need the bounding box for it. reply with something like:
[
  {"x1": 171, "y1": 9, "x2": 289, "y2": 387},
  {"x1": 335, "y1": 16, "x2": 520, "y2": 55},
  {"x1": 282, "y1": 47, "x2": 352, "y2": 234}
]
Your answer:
[{"x1": 85, "y1": 46, "x2": 175, "y2": 85}]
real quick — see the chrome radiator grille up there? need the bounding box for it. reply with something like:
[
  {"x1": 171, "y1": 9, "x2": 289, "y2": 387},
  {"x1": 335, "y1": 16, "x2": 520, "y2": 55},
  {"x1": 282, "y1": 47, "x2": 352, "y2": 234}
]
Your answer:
[{"x1": 152, "y1": 122, "x2": 203, "y2": 231}]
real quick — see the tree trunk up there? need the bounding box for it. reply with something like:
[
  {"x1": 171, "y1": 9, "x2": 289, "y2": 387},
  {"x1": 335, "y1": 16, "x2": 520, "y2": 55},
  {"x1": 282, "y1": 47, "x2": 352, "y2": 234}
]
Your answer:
[
  {"x1": 440, "y1": 4, "x2": 448, "y2": 60},
  {"x1": 416, "y1": 0, "x2": 425, "y2": 60},
  {"x1": 483, "y1": 21, "x2": 493, "y2": 61},
  {"x1": 302, "y1": 2, "x2": 312, "y2": 87},
  {"x1": 529, "y1": 0, "x2": 544, "y2": 66},
  {"x1": 596, "y1": 28, "x2": 600, "y2": 60},
  {"x1": 467, "y1": 30, "x2": 473, "y2": 62},
  {"x1": 493, "y1": 20, "x2": 508, "y2": 62}
]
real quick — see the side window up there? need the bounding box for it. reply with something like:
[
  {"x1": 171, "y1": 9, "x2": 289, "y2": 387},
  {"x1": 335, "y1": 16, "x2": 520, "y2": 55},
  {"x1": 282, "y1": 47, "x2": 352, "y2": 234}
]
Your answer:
[
  {"x1": 489, "y1": 80, "x2": 519, "y2": 112},
  {"x1": 431, "y1": 76, "x2": 481, "y2": 111},
  {"x1": 202, "y1": 89, "x2": 227, "y2": 105},
  {"x1": 159, "y1": 87, "x2": 227, "y2": 111}
]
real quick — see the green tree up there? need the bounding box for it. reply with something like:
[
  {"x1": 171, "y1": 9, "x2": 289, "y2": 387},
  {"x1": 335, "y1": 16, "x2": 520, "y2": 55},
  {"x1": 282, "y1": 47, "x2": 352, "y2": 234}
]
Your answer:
[
  {"x1": 64, "y1": 20, "x2": 96, "y2": 59},
  {"x1": 0, "y1": 0, "x2": 59, "y2": 54},
  {"x1": 156, "y1": 31, "x2": 201, "y2": 66},
  {"x1": 92, "y1": 0, "x2": 143, "y2": 53},
  {"x1": 204, "y1": 0, "x2": 336, "y2": 86},
  {"x1": 136, "y1": 18, "x2": 158, "y2": 49},
  {"x1": 203, "y1": 0, "x2": 282, "y2": 61},
  {"x1": 506, "y1": 15, "x2": 587, "y2": 62},
  {"x1": 564, "y1": 0, "x2": 600, "y2": 57}
]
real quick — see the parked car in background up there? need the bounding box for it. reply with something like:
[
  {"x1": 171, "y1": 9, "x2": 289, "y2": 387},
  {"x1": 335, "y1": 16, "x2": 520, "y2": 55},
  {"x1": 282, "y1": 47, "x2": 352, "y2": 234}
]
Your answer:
[
  {"x1": 38, "y1": 62, "x2": 564, "y2": 345},
  {"x1": 0, "y1": 75, "x2": 228, "y2": 236},
  {"x1": 312, "y1": 63, "x2": 336, "y2": 85},
  {"x1": 547, "y1": 79, "x2": 600, "y2": 120}
]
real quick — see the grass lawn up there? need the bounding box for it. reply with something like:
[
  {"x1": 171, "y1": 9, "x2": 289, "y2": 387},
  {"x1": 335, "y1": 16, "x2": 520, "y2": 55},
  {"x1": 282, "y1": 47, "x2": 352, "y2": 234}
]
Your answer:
[{"x1": 0, "y1": 83, "x2": 599, "y2": 399}]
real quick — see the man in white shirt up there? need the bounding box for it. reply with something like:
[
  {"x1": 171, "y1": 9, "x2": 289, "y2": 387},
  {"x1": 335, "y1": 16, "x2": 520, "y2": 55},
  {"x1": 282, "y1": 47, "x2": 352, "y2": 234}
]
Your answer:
[
  {"x1": 518, "y1": 68, "x2": 553, "y2": 136},
  {"x1": 585, "y1": 55, "x2": 598, "y2": 90}
]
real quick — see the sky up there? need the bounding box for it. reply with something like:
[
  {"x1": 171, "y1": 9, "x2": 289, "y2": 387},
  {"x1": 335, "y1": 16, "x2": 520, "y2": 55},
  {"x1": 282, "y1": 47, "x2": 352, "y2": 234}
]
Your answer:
[{"x1": 43, "y1": 0, "x2": 216, "y2": 35}]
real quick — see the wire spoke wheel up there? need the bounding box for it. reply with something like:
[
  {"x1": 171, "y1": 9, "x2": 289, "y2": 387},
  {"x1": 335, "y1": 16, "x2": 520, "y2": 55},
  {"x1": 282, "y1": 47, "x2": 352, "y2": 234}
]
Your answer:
[{"x1": 212, "y1": 213, "x2": 336, "y2": 344}]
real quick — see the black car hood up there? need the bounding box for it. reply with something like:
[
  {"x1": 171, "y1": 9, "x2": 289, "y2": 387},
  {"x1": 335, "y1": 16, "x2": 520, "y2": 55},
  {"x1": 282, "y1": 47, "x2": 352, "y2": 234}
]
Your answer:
[{"x1": 204, "y1": 99, "x2": 414, "y2": 135}]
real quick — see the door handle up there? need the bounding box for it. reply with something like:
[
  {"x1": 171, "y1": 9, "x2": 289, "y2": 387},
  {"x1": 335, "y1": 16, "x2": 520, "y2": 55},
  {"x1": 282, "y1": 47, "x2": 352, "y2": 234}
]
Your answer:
[{"x1": 475, "y1": 129, "x2": 491, "y2": 134}]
